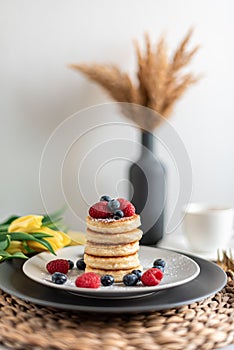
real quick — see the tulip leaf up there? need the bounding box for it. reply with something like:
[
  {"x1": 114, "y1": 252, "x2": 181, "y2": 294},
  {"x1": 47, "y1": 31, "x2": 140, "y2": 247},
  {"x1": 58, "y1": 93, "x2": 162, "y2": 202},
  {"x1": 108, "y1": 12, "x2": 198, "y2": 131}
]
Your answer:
[
  {"x1": 9, "y1": 232, "x2": 35, "y2": 241},
  {"x1": 0, "y1": 234, "x2": 10, "y2": 250},
  {"x1": 32, "y1": 232, "x2": 53, "y2": 239},
  {"x1": 42, "y1": 206, "x2": 67, "y2": 226},
  {"x1": 11, "y1": 251, "x2": 29, "y2": 259},
  {"x1": 46, "y1": 222, "x2": 67, "y2": 232},
  {"x1": 0, "y1": 215, "x2": 20, "y2": 226},
  {"x1": 43, "y1": 216, "x2": 63, "y2": 226},
  {"x1": 0, "y1": 232, "x2": 8, "y2": 236},
  {"x1": 38, "y1": 238, "x2": 56, "y2": 255},
  {"x1": 0, "y1": 250, "x2": 28, "y2": 261},
  {"x1": 0, "y1": 224, "x2": 11, "y2": 232},
  {"x1": 0, "y1": 250, "x2": 12, "y2": 257},
  {"x1": 9, "y1": 232, "x2": 56, "y2": 255}
]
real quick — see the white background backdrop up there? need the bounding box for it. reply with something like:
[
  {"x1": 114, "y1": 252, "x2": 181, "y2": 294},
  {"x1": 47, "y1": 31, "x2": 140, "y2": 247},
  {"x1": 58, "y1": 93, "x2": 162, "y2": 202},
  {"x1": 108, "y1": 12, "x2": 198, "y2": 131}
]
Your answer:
[{"x1": 1, "y1": 0, "x2": 234, "y2": 234}]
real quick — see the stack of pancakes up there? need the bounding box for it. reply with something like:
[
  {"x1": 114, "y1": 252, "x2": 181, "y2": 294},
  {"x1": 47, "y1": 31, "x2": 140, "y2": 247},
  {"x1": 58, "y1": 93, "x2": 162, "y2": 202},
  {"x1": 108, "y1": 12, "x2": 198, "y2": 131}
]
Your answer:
[{"x1": 84, "y1": 214, "x2": 143, "y2": 282}]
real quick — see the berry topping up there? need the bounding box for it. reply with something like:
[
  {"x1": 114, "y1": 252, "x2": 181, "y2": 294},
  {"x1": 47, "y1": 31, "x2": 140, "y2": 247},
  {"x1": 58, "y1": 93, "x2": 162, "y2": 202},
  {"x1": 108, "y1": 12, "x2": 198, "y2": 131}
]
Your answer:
[
  {"x1": 101, "y1": 274, "x2": 114, "y2": 286},
  {"x1": 113, "y1": 209, "x2": 124, "y2": 219},
  {"x1": 153, "y1": 259, "x2": 166, "y2": 268},
  {"x1": 51, "y1": 272, "x2": 67, "y2": 284},
  {"x1": 89, "y1": 201, "x2": 112, "y2": 219},
  {"x1": 132, "y1": 269, "x2": 142, "y2": 281},
  {"x1": 75, "y1": 272, "x2": 101, "y2": 289},
  {"x1": 76, "y1": 258, "x2": 86, "y2": 270},
  {"x1": 100, "y1": 195, "x2": 112, "y2": 202},
  {"x1": 123, "y1": 273, "x2": 139, "y2": 286},
  {"x1": 118, "y1": 198, "x2": 135, "y2": 217},
  {"x1": 89, "y1": 196, "x2": 135, "y2": 219},
  {"x1": 46, "y1": 259, "x2": 69, "y2": 274},
  {"x1": 107, "y1": 199, "x2": 120, "y2": 212},
  {"x1": 141, "y1": 268, "x2": 164, "y2": 286},
  {"x1": 67, "y1": 259, "x2": 74, "y2": 270}
]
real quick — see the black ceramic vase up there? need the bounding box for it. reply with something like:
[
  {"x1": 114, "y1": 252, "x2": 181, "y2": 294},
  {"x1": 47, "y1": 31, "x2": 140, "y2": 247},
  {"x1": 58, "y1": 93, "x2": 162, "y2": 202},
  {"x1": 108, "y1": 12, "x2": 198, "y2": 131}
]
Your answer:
[{"x1": 129, "y1": 130, "x2": 166, "y2": 246}]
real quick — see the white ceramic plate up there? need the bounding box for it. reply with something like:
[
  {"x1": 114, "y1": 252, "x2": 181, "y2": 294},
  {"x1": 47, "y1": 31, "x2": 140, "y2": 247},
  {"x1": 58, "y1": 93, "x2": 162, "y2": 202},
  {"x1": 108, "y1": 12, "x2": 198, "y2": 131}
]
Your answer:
[{"x1": 23, "y1": 246, "x2": 200, "y2": 298}]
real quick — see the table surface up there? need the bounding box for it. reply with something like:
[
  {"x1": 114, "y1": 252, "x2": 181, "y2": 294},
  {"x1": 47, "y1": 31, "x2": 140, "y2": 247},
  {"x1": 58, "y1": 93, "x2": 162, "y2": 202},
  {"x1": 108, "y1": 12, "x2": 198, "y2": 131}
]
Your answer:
[
  {"x1": 0, "y1": 343, "x2": 233, "y2": 350},
  {"x1": 157, "y1": 230, "x2": 234, "y2": 350}
]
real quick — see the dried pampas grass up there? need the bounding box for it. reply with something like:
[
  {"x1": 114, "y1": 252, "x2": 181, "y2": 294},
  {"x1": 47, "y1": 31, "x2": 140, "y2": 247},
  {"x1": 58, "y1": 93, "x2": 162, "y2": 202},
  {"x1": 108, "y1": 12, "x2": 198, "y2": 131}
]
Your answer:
[{"x1": 70, "y1": 29, "x2": 200, "y2": 130}]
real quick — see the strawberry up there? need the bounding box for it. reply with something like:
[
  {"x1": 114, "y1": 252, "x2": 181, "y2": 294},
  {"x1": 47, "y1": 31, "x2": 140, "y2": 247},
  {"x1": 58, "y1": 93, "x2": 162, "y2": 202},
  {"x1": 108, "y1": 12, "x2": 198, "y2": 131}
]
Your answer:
[
  {"x1": 75, "y1": 272, "x2": 101, "y2": 289},
  {"x1": 89, "y1": 201, "x2": 112, "y2": 219},
  {"x1": 117, "y1": 198, "x2": 135, "y2": 217},
  {"x1": 46, "y1": 259, "x2": 69, "y2": 274},
  {"x1": 141, "y1": 268, "x2": 164, "y2": 286}
]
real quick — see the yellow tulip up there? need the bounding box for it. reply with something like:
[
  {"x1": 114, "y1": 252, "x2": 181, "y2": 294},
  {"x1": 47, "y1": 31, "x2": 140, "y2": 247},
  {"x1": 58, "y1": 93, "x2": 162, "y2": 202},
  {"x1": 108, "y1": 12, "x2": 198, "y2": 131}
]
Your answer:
[
  {"x1": 6, "y1": 241, "x2": 27, "y2": 254},
  {"x1": 8, "y1": 215, "x2": 71, "y2": 253},
  {"x1": 8, "y1": 215, "x2": 43, "y2": 233},
  {"x1": 60, "y1": 230, "x2": 72, "y2": 246},
  {"x1": 28, "y1": 226, "x2": 71, "y2": 252}
]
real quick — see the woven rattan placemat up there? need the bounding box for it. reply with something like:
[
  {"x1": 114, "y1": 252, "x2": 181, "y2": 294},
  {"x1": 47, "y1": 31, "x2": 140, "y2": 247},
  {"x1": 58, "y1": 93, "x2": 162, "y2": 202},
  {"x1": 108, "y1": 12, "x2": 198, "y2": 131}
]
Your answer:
[{"x1": 0, "y1": 280, "x2": 234, "y2": 350}]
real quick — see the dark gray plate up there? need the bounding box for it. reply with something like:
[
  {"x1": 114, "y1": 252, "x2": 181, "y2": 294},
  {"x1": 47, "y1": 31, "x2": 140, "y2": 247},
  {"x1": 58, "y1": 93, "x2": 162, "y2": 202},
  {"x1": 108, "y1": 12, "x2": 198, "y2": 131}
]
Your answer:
[{"x1": 0, "y1": 252, "x2": 226, "y2": 313}]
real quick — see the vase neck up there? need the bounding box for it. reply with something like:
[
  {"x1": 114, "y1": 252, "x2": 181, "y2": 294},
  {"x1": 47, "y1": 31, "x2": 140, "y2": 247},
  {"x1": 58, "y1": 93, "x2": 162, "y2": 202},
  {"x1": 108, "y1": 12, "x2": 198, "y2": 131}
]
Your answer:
[{"x1": 141, "y1": 131, "x2": 154, "y2": 152}]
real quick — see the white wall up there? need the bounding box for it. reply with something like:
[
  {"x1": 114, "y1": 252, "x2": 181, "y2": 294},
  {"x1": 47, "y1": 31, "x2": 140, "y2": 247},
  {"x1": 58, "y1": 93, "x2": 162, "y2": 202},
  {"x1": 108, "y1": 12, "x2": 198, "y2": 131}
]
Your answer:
[{"x1": 1, "y1": 0, "x2": 234, "y2": 233}]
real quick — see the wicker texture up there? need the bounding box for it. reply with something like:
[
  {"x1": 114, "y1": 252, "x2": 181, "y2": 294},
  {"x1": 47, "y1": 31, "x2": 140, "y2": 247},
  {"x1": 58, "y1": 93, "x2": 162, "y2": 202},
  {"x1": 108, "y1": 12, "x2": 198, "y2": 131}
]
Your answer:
[{"x1": 0, "y1": 281, "x2": 234, "y2": 350}]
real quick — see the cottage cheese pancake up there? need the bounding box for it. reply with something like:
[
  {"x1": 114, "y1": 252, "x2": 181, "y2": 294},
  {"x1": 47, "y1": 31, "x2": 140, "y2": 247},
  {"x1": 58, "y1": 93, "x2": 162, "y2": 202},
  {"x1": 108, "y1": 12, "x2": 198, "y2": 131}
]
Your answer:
[
  {"x1": 86, "y1": 228, "x2": 143, "y2": 245},
  {"x1": 85, "y1": 265, "x2": 142, "y2": 283},
  {"x1": 84, "y1": 252, "x2": 139, "y2": 270},
  {"x1": 86, "y1": 214, "x2": 141, "y2": 234},
  {"x1": 85, "y1": 240, "x2": 139, "y2": 257},
  {"x1": 84, "y1": 196, "x2": 143, "y2": 283}
]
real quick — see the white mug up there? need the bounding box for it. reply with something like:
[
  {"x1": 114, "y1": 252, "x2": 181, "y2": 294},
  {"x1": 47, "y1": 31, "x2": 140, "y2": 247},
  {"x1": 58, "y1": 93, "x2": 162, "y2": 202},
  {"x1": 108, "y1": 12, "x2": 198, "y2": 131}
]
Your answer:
[{"x1": 182, "y1": 203, "x2": 234, "y2": 252}]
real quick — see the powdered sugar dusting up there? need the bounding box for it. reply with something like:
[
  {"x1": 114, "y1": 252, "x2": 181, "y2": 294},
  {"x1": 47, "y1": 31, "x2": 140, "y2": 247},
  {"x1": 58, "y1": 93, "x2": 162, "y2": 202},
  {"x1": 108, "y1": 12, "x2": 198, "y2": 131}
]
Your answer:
[{"x1": 89, "y1": 217, "x2": 131, "y2": 223}]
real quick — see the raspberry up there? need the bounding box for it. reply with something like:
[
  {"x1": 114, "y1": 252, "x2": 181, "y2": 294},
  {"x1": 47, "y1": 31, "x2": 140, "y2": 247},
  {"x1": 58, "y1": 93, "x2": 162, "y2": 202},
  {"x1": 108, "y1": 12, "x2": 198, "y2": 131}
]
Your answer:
[
  {"x1": 46, "y1": 259, "x2": 69, "y2": 274},
  {"x1": 124, "y1": 203, "x2": 135, "y2": 217},
  {"x1": 89, "y1": 201, "x2": 112, "y2": 219},
  {"x1": 75, "y1": 272, "x2": 101, "y2": 289},
  {"x1": 141, "y1": 268, "x2": 164, "y2": 286},
  {"x1": 118, "y1": 198, "x2": 135, "y2": 217}
]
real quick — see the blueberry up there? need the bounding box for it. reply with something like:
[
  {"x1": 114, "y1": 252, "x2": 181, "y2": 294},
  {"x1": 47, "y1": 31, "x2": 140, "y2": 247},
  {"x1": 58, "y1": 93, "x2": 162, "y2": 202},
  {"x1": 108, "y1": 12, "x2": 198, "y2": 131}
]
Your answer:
[
  {"x1": 153, "y1": 259, "x2": 166, "y2": 268},
  {"x1": 123, "y1": 273, "x2": 139, "y2": 286},
  {"x1": 100, "y1": 195, "x2": 112, "y2": 202},
  {"x1": 132, "y1": 269, "x2": 142, "y2": 281},
  {"x1": 101, "y1": 274, "x2": 114, "y2": 286},
  {"x1": 67, "y1": 259, "x2": 74, "y2": 269},
  {"x1": 108, "y1": 199, "x2": 120, "y2": 212},
  {"x1": 113, "y1": 210, "x2": 124, "y2": 218},
  {"x1": 76, "y1": 258, "x2": 86, "y2": 270},
  {"x1": 52, "y1": 272, "x2": 67, "y2": 284}
]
